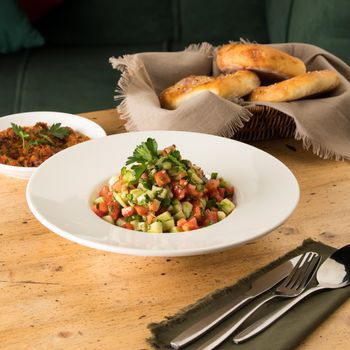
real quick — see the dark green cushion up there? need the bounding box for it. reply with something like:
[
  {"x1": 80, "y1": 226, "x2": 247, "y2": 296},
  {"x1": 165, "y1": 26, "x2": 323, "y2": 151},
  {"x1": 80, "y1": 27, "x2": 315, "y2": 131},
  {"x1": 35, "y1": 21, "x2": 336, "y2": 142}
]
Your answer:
[
  {"x1": 35, "y1": 0, "x2": 173, "y2": 46},
  {"x1": 178, "y1": 0, "x2": 269, "y2": 46},
  {"x1": 265, "y1": 0, "x2": 293, "y2": 43},
  {"x1": 287, "y1": 0, "x2": 350, "y2": 65},
  {"x1": 0, "y1": 0, "x2": 44, "y2": 53},
  {"x1": 13, "y1": 44, "x2": 162, "y2": 114},
  {"x1": 0, "y1": 51, "x2": 29, "y2": 116}
]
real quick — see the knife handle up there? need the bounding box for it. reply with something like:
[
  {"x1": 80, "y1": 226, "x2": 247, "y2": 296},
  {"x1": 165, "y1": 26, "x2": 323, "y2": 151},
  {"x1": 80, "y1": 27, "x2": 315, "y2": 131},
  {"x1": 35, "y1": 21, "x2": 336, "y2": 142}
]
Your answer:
[
  {"x1": 193, "y1": 293, "x2": 277, "y2": 350},
  {"x1": 170, "y1": 294, "x2": 251, "y2": 349},
  {"x1": 233, "y1": 285, "x2": 324, "y2": 343}
]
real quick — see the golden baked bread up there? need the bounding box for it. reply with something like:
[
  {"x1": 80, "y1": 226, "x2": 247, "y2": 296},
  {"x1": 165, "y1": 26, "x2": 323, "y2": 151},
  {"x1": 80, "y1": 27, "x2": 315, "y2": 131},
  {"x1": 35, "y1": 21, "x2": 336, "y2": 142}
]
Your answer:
[
  {"x1": 216, "y1": 43, "x2": 306, "y2": 81},
  {"x1": 159, "y1": 70, "x2": 260, "y2": 109},
  {"x1": 248, "y1": 70, "x2": 340, "y2": 102}
]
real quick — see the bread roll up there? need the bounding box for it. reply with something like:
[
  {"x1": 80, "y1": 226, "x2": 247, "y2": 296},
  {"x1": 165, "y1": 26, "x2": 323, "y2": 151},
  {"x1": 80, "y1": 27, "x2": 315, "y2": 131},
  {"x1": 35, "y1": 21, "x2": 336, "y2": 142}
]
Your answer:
[
  {"x1": 248, "y1": 70, "x2": 340, "y2": 102},
  {"x1": 159, "y1": 70, "x2": 260, "y2": 109},
  {"x1": 216, "y1": 43, "x2": 306, "y2": 81}
]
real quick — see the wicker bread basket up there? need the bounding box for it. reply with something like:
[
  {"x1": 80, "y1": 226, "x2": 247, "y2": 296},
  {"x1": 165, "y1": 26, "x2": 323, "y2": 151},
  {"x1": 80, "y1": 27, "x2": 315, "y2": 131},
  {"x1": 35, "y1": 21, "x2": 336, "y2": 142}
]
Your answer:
[{"x1": 234, "y1": 105, "x2": 296, "y2": 142}]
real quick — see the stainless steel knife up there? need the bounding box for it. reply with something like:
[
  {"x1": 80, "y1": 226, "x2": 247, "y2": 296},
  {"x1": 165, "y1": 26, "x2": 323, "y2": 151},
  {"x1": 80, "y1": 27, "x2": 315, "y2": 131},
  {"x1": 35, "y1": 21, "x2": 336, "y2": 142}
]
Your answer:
[{"x1": 170, "y1": 254, "x2": 302, "y2": 349}]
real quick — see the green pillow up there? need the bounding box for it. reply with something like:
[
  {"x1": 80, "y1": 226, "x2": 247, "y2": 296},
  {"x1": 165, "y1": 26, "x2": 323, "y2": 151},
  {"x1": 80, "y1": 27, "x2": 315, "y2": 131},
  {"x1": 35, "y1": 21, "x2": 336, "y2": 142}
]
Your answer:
[
  {"x1": 287, "y1": 0, "x2": 350, "y2": 65},
  {"x1": 0, "y1": 0, "x2": 44, "y2": 53}
]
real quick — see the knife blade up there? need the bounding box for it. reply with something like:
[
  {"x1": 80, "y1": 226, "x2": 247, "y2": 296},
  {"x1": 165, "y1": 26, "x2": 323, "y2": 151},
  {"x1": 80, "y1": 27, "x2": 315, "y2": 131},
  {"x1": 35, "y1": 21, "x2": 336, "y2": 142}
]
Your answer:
[{"x1": 170, "y1": 254, "x2": 302, "y2": 349}]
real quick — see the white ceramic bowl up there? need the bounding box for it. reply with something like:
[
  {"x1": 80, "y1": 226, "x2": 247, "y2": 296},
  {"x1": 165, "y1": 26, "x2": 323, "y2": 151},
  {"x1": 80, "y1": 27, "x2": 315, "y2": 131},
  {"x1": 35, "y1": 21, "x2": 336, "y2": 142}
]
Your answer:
[
  {"x1": 0, "y1": 111, "x2": 106, "y2": 179},
  {"x1": 26, "y1": 131, "x2": 300, "y2": 256}
]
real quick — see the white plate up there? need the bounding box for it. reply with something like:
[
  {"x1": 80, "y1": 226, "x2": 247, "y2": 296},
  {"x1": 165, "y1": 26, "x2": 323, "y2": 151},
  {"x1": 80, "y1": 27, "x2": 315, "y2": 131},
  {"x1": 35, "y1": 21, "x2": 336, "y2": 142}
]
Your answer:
[
  {"x1": 0, "y1": 111, "x2": 106, "y2": 179},
  {"x1": 26, "y1": 131, "x2": 299, "y2": 257}
]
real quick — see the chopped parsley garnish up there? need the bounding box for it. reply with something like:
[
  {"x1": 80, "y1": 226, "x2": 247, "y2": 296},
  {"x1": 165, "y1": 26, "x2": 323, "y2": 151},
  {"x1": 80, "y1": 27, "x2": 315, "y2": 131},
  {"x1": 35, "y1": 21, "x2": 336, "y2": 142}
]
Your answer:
[{"x1": 48, "y1": 123, "x2": 70, "y2": 140}]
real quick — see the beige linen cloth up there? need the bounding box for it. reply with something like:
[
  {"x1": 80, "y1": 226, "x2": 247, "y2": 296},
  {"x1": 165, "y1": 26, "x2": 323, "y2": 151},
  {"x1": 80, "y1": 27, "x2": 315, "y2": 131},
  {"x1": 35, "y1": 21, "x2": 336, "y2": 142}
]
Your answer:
[{"x1": 109, "y1": 43, "x2": 350, "y2": 160}]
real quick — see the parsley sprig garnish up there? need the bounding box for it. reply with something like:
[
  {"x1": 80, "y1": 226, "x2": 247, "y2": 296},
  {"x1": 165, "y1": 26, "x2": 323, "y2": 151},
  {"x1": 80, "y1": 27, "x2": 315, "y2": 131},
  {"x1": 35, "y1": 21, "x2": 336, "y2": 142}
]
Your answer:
[
  {"x1": 11, "y1": 123, "x2": 29, "y2": 149},
  {"x1": 48, "y1": 123, "x2": 70, "y2": 139},
  {"x1": 11, "y1": 122, "x2": 70, "y2": 150},
  {"x1": 125, "y1": 138, "x2": 159, "y2": 181},
  {"x1": 126, "y1": 138, "x2": 159, "y2": 165}
]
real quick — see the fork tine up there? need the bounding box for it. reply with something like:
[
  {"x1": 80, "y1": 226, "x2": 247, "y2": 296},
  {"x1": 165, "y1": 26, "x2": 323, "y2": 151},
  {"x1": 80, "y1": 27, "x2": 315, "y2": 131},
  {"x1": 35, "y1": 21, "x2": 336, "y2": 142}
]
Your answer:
[
  {"x1": 294, "y1": 254, "x2": 321, "y2": 290},
  {"x1": 288, "y1": 252, "x2": 315, "y2": 289},
  {"x1": 281, "y1": 252, "x2": 307, "y2": 288}
]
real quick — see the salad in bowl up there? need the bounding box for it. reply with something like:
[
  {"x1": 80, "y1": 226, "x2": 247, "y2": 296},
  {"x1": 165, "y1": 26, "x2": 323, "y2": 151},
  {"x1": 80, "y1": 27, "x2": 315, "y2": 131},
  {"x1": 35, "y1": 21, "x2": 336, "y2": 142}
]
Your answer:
[{"x1": 92, "y1": 138, "x2": 235, "y2": 233}]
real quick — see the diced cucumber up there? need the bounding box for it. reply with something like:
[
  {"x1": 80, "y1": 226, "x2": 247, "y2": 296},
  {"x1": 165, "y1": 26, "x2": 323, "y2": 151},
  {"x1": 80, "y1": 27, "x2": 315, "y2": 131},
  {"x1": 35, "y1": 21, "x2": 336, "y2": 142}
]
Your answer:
[
  {"x1": 156, "y1": 211, "x2": 172, "y2": 222},
  {"x1": 157, "y1": 188, "x2": 168, "y2": 199},
  {"x1": 151, "y1": 185, "x2": 163, "y2": 194},
  {"x1": 94, "y1": 196, "x2": 105, "y2": 204},
  {"x1": 220, "y1": 198, "x2": 236, "y2": 214},
  {"x1": 162, "y1": 219, "x2": 175, "y2": 231},
  {"x1": 130, "y1": 188, "x2": 144, "y2": 199},
  {"x1": 182, "y1": 201, "x2": 193, "y2": 219},
  {"x1": 170, "y1": 226, "x2": 182, "y2": 233},
  {"x1": 108, "y1": 175, "x2": 119, "y2": 188},
  {"x1": 116, "y1": 218, "x2": 127, "y2": 226},
  {"x1": 162, "y1": 161, "x2": 172, "y2": 170},
  {"x1": 113, "y1": 193, "x2": 128, "y2": 208},
  {"x1": 217, "y1": 211, "x2": 227, "y2": 221},
  {"x1": 137, "y1": 182, "x2": 147, "y2": 191},
  {"x1": 137, "y1": 190, "x2": 154, "y2": 204},
  {"x1": 200, "y1": 198, "x2": 207, "y2": 208},
  {"x1": 130, "y1": 220, "x2": 140, "y2": 230},
  {"x1": 148, "y1": 221, "x2": 163, "y2": 233},
  {"x1": 188, "y1": 169, "x2": 203, "y2": 184},
  {"x1": 174, "y1": 210, "x2": 186, "y2": 221},
  {"x1": 102, "y1": 215, "x2": 114, "y2": 224},
  {"x1": 172, "y1": 202, "x2": 182, "y2": 213},
  {"x1": 122, "y1": 170, "x2": 136, "y2": 184},
  {"x1": 145, "y1": 190, "x2": 155, "y2": 200},
  {"x1": 168, "y1": 168, "x2": 179, "y2": 177},
  {"x1": 138, "y1": 222, "x2": 148, "y2": 232}
]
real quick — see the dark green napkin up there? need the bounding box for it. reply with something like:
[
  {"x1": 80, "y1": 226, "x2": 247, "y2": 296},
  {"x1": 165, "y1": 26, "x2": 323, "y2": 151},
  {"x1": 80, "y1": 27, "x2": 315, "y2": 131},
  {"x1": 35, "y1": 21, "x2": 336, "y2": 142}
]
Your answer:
[{"x1": 148, "y1": 239, "x2": 350, "y2": 350}]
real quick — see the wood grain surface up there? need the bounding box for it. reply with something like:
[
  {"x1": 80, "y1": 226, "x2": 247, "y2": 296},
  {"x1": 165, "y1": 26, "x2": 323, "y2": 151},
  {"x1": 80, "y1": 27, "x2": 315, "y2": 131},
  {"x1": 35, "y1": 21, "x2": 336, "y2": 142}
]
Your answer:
[{"x1": 0, "y1": 109, "x2": 349, "y2": 350}]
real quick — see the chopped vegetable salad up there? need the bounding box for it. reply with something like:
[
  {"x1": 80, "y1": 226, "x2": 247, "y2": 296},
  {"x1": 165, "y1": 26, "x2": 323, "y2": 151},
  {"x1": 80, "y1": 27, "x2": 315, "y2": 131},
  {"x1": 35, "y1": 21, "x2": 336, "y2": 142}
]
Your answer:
[{"x1": 92, "y1": 138, "x2": 236, "y2": 233}]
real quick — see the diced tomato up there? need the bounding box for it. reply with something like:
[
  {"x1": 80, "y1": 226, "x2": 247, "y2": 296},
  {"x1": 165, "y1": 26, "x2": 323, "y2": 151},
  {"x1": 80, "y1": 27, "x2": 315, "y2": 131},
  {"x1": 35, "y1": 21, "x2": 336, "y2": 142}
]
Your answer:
[
  {"x1": 104, "y1": 191, "x2": 114, "y2": 206},
  {"x1": 175, "y1": 171, "x2": 187, "y2": 180},
  {"x1": 202, "y1": 210, "x2": 219, "y2": 226},
  {"x1": 205, "y1": 179, "x2": 220, "y2": 192},
  {"x1": 99, "y1": 185, "x2": 110, "y2": 197},
  {"x1": 225, "y1": 186, "x2": 235, "y2": 195},
  {"x1": 98, "y1": 202, "x2": 109, "y2": 215},
  {"x1": 218, "y1": 187, "x2": 225, "y2": 197},
  {"x1": 108, "y1": 202, "x2": 120, "y2": 220},
  {"x1": 209, "y1": 189, "x2": 223, "y2": 202},
  {"x1": 149, "y1": 200, "x2": 160, "y2": 212},
  {"x1": 140, "y1": 173, "x2": 149, "y2": 180},
  {"x1": 154, "y1": 170, "x2": 171, "y2": 186},
  {"x1": 193, "y1": 205, "x2": 202, "y2": 220},
  {"x1": 121, "y1": 206, "x2": 136, "y2": 217},
  {"x1": 92, "y1": 204, "x2": 104, "y2": 218},
  {"x1": 173, "y1": 185, "x2": 186, "y2": 200},
  {"x1": 182, "y1": 217, "x2": 199, "y2": 231},
  {"x1": 186, "y1": 184, "x2": 202, "y2": 198},
  {"x1": 179, "y1": 179, "x2": 188, "y2": 187},
  {"x1": 177, "y1": 218, "x2": 187, "y2": 228},
  {"x1": 134, "y1": 205, "x2": 149, "y2": 216},
  {"x1": 122, "y1": 223, "x2": 134, "y2": 230},
  {"x1": 146, "y1": 214, "x2": 155, "y2": 224},
  {"x1": 111, "y1": 179, "x2": 123, "y2": 192}
]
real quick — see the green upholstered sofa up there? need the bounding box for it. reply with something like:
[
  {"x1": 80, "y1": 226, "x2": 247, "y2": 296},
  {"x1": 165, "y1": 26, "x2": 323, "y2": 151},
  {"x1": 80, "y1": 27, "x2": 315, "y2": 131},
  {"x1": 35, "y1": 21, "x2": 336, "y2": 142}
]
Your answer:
[{"x1": 1, "y1": 0, "x2": 350, "y2": 116}]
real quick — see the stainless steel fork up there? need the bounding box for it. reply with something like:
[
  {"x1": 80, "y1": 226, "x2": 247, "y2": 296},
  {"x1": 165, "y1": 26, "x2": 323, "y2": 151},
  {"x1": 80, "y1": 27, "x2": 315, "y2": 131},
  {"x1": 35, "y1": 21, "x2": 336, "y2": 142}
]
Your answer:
[{"x1": 196, "y1": 251, "x2": 321, "y2": 350}]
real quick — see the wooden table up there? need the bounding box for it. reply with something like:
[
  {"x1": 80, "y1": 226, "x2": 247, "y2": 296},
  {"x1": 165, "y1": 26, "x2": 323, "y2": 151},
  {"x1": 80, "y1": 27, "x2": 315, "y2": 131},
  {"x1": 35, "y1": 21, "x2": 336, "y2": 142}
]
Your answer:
[{"x1": 1, "y1": 109, "x2": 349, "y2": 350}]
